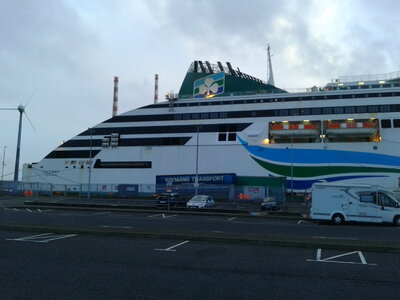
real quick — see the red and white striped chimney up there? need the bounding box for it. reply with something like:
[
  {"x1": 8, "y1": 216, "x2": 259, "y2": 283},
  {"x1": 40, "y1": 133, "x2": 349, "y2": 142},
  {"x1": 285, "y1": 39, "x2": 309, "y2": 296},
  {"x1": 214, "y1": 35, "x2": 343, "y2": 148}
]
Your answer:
[
  {"x1": 112, "y1": 76, "x2": 119, "y2": 117},
  {"x1": 154, "y1": 74, "x2": 159, "y2": 104}
]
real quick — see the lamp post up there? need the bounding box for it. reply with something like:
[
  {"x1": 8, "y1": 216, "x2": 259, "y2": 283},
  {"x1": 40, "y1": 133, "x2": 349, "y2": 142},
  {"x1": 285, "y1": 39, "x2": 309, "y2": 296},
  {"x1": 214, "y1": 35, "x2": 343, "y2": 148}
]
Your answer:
[
  {"x1": 88, "y1": 128, "x2": 93, "y2": 199},
  {"x1": 1, "y1": 146, "x2": 6, "y2": 181},
  {"x1": 290, "y1": 133, "x2": 294, "y2": 202},
  {"x1": 194, "y1": 125, "x2": 200, "y2": 195}
]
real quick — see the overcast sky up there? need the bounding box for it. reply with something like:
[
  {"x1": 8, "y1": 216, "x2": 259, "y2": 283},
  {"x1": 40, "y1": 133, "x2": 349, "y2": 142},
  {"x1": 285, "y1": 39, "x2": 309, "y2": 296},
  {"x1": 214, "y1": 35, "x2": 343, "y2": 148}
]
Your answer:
[{"x1": 1, "y1": 0, "x2": 399, "y2": 180}]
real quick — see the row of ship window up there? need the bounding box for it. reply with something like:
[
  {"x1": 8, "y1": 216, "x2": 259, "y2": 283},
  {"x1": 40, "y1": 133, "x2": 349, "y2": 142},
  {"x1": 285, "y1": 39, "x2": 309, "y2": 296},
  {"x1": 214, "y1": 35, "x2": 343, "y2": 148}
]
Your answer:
[
  {"x1": 139, "y1": 91, "x2": 400, "y2": 110},
  {"x1": 381, "y1": 119, "x2": 400, "y2": 128},
  {"x1": 107, "y1": 103, "x2": 400, "y2": 124}
]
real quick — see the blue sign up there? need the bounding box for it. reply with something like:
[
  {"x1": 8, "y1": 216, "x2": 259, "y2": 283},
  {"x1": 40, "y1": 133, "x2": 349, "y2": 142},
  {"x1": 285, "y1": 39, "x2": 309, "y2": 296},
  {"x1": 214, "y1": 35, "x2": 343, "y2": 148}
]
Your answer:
[{"x1": 156, "y1": 173, "x2": 236, "y2": 185}]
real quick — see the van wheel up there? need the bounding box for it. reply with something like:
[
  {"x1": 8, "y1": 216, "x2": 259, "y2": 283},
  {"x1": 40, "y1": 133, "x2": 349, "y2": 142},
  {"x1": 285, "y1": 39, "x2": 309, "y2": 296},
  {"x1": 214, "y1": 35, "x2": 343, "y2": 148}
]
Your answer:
[
  {"x1": 332, "y1": 213, "x2": 344, "y2": 225},
  {"x1": 393, "y1": 216, "x2": 400, "y2": 226}
]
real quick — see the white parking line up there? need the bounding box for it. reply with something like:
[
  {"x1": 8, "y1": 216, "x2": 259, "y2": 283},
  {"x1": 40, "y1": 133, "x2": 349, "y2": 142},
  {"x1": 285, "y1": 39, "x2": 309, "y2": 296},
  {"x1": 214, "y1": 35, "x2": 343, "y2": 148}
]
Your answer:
[
  {"x1": 7, "y1": 233, "x2": 77, "y2": 243},
  {"x1": 155, "y1": 240, "x2": 190, "y2": 252},
  {"x1": 307, "y1": 249, "x2": 376, "y2": 265},
  {"x1": 227, "y1": 217, "x2": 237, "y2": 221},
  {"x1": 148, "y1": 214, "x2": 177, "y2": 219},
  {"x1": 297, "y1": 220, "x2": 315, "y2": 225}
]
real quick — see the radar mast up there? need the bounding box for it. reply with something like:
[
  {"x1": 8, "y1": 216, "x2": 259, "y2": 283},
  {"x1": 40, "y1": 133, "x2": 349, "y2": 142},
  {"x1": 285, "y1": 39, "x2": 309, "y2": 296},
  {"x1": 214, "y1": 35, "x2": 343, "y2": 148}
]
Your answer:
[{"x1": 267, "y1": 44, "x2": 275, "y2": 86}]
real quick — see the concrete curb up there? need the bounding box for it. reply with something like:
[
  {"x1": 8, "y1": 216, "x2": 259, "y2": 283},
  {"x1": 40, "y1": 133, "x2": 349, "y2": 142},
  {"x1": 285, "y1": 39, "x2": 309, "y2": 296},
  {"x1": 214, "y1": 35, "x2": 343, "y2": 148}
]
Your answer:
[
  {"x1": 1, "y1": 222, "x2": 399, "y2": 254},
  {"x1": 20, "y1": 201, "x2": 304, "y2": 220}
]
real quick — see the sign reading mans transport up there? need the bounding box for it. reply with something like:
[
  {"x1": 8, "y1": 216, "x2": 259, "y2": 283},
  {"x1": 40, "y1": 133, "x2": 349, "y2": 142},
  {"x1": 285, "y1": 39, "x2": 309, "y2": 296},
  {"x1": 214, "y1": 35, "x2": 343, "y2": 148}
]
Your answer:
[{"x1": 156, "y1": 173, "x2": 236, "y2": 185}]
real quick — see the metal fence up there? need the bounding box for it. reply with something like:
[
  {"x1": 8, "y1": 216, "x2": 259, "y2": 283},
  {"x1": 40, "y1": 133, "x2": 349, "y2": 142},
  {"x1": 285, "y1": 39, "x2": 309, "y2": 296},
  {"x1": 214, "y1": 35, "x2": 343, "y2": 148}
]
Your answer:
[{"x1": 0, "y1": 180, "x2": 286, "y2": 203}]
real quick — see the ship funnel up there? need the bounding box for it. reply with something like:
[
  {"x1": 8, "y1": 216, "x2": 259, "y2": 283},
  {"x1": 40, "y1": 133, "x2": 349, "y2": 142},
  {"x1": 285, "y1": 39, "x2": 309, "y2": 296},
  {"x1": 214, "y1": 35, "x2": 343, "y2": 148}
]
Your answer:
[
  {"x1": 112, "y1": 76, "x2": 119, "y2": 117},
  {"x1": 154, "y1": 74, "x2": 159, "y2": 104}
]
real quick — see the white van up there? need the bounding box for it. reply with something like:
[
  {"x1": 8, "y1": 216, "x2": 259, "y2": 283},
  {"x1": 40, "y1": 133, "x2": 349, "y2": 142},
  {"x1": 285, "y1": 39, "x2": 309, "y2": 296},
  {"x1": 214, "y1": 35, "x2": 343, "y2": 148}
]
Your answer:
[{"x1": 310, "y1": 182, "x2": 400, "y2": 225}]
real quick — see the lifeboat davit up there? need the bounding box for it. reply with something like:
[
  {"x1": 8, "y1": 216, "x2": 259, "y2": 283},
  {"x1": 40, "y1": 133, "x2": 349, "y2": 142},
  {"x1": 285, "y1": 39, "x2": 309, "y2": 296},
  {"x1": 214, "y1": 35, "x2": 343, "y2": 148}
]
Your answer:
[
  {"x1": 326, "y1": 122, "x2": 377, "y2": 137},
  {"x1": 270, "y1": 124, "x2": 319, "y2": 138}
]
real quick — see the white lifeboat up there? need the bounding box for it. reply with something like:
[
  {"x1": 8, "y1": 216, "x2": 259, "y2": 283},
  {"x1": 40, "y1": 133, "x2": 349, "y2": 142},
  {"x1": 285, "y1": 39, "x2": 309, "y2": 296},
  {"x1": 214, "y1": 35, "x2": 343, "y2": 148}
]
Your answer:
[{"x1": 326, "y1": 122, "x2": 377, "y2": 137}]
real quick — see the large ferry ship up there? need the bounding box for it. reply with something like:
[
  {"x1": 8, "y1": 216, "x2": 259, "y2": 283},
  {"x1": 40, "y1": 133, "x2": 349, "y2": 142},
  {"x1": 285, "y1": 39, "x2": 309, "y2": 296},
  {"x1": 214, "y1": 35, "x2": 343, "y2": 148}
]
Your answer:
[{"x1": 22, "y1": 54, "x2": 400, "y2": 192}]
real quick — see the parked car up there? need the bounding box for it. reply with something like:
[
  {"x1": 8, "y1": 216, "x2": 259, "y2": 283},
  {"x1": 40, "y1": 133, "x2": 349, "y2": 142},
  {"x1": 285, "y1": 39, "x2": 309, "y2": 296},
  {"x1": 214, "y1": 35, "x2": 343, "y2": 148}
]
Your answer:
[
  {"x1": 186, "y1": 195, "x2": 215, "y2": 208},
  {"x1": 156, "y1": 193, "x2": 186, "y2": 207},
  {"x1": 260, "y1": 197, "x2": 279, "y2": 211}
]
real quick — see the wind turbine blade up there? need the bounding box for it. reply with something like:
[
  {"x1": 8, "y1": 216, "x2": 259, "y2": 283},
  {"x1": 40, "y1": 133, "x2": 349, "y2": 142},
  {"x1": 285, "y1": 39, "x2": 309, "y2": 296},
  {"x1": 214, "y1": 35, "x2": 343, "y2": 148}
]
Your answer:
[
  {"x1": 0, "y1": 108, "x2": 18, "y2": 110},
  {"x1": 25, "y1": 89, "x2": 38, "y2": 108},
  {"x1": 24, "y1": 112, "x2": 37, "y2": 132}
]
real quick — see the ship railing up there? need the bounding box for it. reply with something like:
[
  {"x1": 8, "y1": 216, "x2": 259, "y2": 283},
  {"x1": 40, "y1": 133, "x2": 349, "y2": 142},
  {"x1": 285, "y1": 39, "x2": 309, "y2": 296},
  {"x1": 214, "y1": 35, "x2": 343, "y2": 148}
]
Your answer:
[{"x1": 337, "y1": 71, "x2": 400, "y2": 83}]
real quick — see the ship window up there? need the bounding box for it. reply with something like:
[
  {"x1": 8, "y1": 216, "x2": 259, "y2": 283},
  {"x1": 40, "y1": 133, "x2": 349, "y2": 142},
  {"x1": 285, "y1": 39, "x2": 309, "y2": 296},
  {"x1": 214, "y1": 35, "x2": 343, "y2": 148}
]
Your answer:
[
  {"x1": 342, "y1": 94, "x2": 353, "y2": 99},
  {"x1": 311, "y1": 108, "x2": 321, "y2": 115},
  {"x1": 182, "y1": 114, "x2": 190, "y2": 120},
  {"x1": 379, "y1": 105, "x2": 391, "y2": 112},
  {"x1": 393, "y1": 119, "x2": 400, "y2": 128},
  {"x1": 290, "y1": 109, "x2": 299, "y2": 116},
  {"x1": 356, "y1": 106, "x2": 367, "y2": 113},
  {"x1": 219, "y1": 112, "x2": 228, "y2": 118},
  {"x1": 228, "y1": 133, "x2": 237, "y2": 141},
  {"x1": 368, "y1": 93, "x2": 380, "y2": 98},
  {"x1": 354, "y1": 93, "x2": 365, "y2": 98},
  {"x1": 219, "y1": 124, "x2": 227, "y2": 132},
  {"x1": 210, "y1": 112, "x2": 219, "y2": 119},
  {"x1": 394, "y1": 83, "x2": 400, "y2": 87},
  {"x1": 201, "y1": 113, "x2": 209, "y2": 119},
  {"x1": 192, "y1": 113, "x2": 199, "y2": 119},
  {"x1": 173, "y1": 114, "x2": 182, "y2": 120},
  {"x1": 300, "y1": 108, "x2": 310, "y2": 115},
  {"x1": 344, "y1": 106, "x2": 355, "y2": 114},
  {"x1": 314, "y1": 96, "x2": 324, "y2": 100},
  {"x1": 350, "y1": 86, "x2": 359, "y2": 89},
  {"x1": 381, "y1": 119, "x2": 392, "y2": 128},
  {"x1": 361, "y1": 85, "x2": 369, "y2": 89},
  {"x1": 383, "y1": 84, "x2": 391, "y2": 88},
  {"x1": 218, "y1": 133, "x2": 227, "y2": 141},
  {"x1": 381, "y1": 92, "x2": 393, "y2": 97},
  {"x1": 368, "y1": 106, "x2": 379, "y2": 113},
  {"x1": 322, "y1": 107, "x2": 333, "y2": 114},
  {"x1": 326, "y1": 95, "x2": 338, "y2": 99},
  {"x1": 279, "y1": 109, "x2": 288, "y2": 116},
  {"x1": 333, "y1": 107, "x2": 343, "y2": 114},
  {"x1": 372, "y1": 85, "x2": 380, "y2": 88}
]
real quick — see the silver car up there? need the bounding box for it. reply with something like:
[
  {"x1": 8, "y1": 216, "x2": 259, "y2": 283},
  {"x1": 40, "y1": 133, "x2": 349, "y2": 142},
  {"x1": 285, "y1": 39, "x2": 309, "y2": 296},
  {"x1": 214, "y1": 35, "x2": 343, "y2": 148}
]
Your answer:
[{"x1": 186, "y1": 195, "x2": 215, "y2": 208}]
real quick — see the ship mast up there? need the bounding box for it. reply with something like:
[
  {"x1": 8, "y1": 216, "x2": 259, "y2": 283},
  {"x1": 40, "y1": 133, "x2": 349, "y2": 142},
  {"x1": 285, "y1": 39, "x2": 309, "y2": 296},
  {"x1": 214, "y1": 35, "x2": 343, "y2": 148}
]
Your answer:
[{"x1": 267, "y1": 44, "x2": 275, "y2": 86}]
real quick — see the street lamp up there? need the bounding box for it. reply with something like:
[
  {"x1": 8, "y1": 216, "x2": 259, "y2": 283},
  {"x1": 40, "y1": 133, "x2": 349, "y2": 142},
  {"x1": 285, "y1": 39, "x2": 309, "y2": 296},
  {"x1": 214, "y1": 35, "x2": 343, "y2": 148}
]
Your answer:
[
  {"x1": 88, "y1": 128, "x2": 93, "y2": 199},
  {"x1": 1, "y1": 146, "x2": 7, "y2": 181},
  {"x1": 194, "y1": 125, "x2": 200, "y2": 195},
  {"x1": 290, "y1": 133, "x2": 294, "y2": 202}
]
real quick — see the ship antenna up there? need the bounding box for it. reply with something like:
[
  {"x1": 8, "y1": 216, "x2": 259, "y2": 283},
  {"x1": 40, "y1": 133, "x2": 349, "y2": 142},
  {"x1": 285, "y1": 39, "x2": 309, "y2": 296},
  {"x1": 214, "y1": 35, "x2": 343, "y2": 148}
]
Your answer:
[{"x1": 267, "y1": 44, "x2": 275, "y2": 86}]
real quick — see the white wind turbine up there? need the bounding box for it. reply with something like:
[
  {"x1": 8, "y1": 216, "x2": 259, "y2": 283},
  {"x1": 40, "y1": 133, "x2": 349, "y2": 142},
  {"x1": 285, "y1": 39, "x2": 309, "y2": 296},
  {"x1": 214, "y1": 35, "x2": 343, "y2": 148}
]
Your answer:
[{"x1": 0, "y1": 91, "x2": 37, "y2": 181}]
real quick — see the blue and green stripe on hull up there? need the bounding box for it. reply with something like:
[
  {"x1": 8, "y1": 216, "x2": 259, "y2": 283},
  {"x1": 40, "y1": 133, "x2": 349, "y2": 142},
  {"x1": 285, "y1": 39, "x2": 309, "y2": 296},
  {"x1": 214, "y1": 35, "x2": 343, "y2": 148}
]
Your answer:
[{"x1": 238, "y1": 137, "x2": 400, "y2": 189}]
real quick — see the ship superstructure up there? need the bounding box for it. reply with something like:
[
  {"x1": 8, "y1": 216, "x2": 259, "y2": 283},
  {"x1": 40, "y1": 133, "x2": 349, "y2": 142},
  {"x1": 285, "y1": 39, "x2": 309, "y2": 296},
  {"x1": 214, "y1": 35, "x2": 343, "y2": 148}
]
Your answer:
[{"x1": 22, "y1": 61, "x2": 400, "y2": 191}]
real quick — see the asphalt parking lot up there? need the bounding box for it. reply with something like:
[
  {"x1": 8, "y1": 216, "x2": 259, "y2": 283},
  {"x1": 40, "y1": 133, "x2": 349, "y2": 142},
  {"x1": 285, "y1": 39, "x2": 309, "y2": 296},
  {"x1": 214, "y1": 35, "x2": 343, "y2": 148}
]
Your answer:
[{"x1": 1, "y1": 230, "x2": 400, "y2": 300}]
